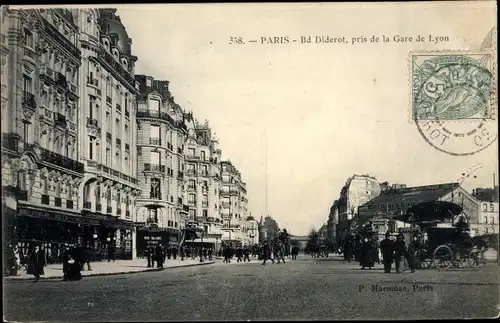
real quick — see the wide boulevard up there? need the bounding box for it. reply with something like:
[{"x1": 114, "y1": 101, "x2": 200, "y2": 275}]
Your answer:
[{"x1": 4, "y1": 255, "x2": 499, "y2": 321}]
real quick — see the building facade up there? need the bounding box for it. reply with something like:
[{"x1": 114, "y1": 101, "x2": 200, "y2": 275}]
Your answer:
[
  {"x1": 2, "y1": 9, "x2": 86, "y2": 253},
  {"x1": 242, "y1": 215, "x2": 259, "y2": 246},
  {"x1": 183, "y1": 119, "x2": 223, "y2": 244},
  {"x1": 220, "y1": 160, "x2": 247, "y2": 246},
  {"x1": 77, "y1": 8, "x2": 141, "y2": 259},
  {"x1": 337, "y1": 174, "x2": 381, "y2": 240},
  {"x1": 357, "y1": 183, "x2": 482, "y2": 238},
  {"x1": 134, "y1": 74, "x2": 190, "y2": 255},
  {"x1": 477, "y1": 201, "x2": 499, "y2": 235}
]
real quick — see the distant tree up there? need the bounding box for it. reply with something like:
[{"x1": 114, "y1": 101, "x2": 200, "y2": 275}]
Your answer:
[{"x1": 305, "y1": 229, "x2": 319, "y2": 253}]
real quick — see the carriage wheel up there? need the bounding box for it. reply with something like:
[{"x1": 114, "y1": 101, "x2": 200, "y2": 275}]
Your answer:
[
  {"x1": 433, "y1": 245, "x2": 453, "y2": 271},
  {"x1": 467, "y1": 248, "x2": 487, "y2": 268},
  {"x1": 414, "y1": 249, "x2": 432, "y2": 269}
]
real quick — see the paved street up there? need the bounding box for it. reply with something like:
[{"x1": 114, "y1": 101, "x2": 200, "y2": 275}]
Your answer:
[{"x1": 4, "y1": 255, "x2": 499, "y2": 321}]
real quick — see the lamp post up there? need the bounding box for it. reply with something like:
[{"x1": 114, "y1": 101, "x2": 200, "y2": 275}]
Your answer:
[{"x1": 199, "y1": 226, "x2": 204, "y2": 263}]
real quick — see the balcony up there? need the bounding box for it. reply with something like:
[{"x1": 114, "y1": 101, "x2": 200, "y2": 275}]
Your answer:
[
  {"x1": 149, "y1": 138, "x2": 161, "y2": 146},
  {"x1": 188, "y1": 200, "x2": 197, "y2": 206},
  {"x1": 22, "y1": 91, "x2": 36, "y2": 110},
  {"x1": 86, "y1": 117, "x2": 99, "y2": 128},
  {"x1": 144, "y1": 163, "x2": 165, "y2": 173},
  {"x1": 96, "y1": 203, "x2": 102, "y2": 212},
  {"x1": 182, "y1": 205, "x2": 190, "y2": 212},
  {"x1": 136, "y1": 110, "x2": 176, "y2": 126},
  {"x1": 187, "y1": 186, "x2": 196, "y2": 191},
  {"x1": 87, "y1": 76, "x2": 98, "y2": 87},
  {"x1": 106, "y1": 206, "x2": 112, "y2": 214},
  {"x1": 39, "y1": 147, "x2": 84, "y2": 173},
  {"x1": 185, "y1": 155, "x2": 201, "y2": 161},
  {"x1": 55, "y1": 72, "x2": 68, "y2": 90},
  {"x1": 39, "y1": 65, "x2": 55, "y2": 80},
  {"x1": 97, "y1": 164, "x2": 139, "y2": 185},
  {"x1": 83, "y1": 201, "x2": 91, "y2": 209},
  {"x1": 106, "y1": 96, "x2": 112, "y2": 105},
  {"x1": 95, "y1": 49, "x2": 135, "y2": 87},
  {"x1": 150, "y1": 193, "x2": 162, "y2": 200},
  {"x1": 55, "y1": 112, "x2": 67, "y2": 128},
  {"x1": 40, "y1": 17, "x2": 81, "y2": 59}
]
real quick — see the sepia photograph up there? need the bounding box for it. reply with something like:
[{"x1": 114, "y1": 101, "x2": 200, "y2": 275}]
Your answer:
[{"x1": 1, "y1": 1, "x2": 499, "y2": 321}]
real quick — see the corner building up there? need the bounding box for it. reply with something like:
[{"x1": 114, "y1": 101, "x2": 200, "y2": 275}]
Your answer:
[
  {"x1": 2, "y1": 9, "x2": 85, "y2": 255},
  {"x1": 183, "y1": 119, "x2": 223, "y2": 246},
  {"x1": 77, "y1": 8, "x2": 141, "y2": 259},
  {"x1": 220, "y1": 160, "x2": 248, "y2": 247},
  {"x1": 135, "y1": 75, "x2": 190, "y2": 256}
]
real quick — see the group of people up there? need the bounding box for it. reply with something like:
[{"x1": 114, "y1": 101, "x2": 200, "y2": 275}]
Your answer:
[{"x1": 340, "y1": 225, "x2": 417, "y2": 273}]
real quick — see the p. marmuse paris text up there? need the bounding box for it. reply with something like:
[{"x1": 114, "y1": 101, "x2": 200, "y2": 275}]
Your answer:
[{"x1": 359, "y1": 284, "x2": 434, "y2": 292}]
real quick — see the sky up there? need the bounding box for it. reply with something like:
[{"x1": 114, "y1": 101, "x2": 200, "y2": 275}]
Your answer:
[{"x1": 110, "y1": 2, "x2": 498, "y2": 235}]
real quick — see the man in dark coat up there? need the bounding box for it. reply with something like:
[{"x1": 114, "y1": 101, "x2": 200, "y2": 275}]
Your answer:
[
  {"x1": 236, "y1": 246, "x2": 243, "y2": 262},
  {"x1": 243, "y1": 246, "x2": 251, "y2": 262},
  {"x1": 344, "y1": 232, "x2": 354, "y2": 262},
  {"x1": 62, "y1": 244, "x2": 70, "y2": 281},
  {"x1": 223, "y1": 245, "x2": 232, "y2": 263},
  {"x1": 262, "y1": 242, "x2": 275, "y2": 265},
  {"x1": 30, "y1": 245, "x2": 46, "y2": 282},
  {"x1": 380, "y1": 232, "x2": 395, "y2": 273},
  {"x1": 360, "y1": 238, "x2": 374, "y2": 269},
  {"x1": 155, "y1": 245, "x2": 164, "y2": 268},
  {"x1": 394, "y1": 233, "x2": 407, "y2": 273}
]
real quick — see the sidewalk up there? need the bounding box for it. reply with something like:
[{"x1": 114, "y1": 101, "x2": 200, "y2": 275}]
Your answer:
[{"x1": 4, "y1": 258, "x2": 215, "y2": 281}]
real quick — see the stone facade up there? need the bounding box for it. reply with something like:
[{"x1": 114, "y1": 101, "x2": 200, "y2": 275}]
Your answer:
[
  {"x1": 135, "y1": 74, "x2": 189, "y2": 245},
  {"x1": 220, "y1": 160, "x2": 248, "y2": 245},
  {"x1": 184, "y1": 119, "x2": 223, "y2": 240}
]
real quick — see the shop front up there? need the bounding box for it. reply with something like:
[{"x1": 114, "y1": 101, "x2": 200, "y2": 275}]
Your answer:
[{"x1": 135, "y1": 225, "x2": 179, "y2": 258}]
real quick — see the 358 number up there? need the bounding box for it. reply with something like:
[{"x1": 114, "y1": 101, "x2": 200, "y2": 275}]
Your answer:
[{"x1": 229, "y1": 37, "x2": 244, "y2": 44}]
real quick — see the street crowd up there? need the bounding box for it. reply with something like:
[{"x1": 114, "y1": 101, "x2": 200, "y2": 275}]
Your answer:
[{"x1": 338, "y1": 223, "x2": 417, "y2": 273}]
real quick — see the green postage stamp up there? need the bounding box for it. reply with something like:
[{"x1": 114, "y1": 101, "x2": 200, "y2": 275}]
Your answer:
[{"x1": 411, "y1": 52, "x2": 494, "y2": 121}]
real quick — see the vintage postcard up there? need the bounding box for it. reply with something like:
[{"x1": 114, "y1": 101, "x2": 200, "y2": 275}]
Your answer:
[{"x1": 1, "y1": 1, "x2": 499, "y2": 321}]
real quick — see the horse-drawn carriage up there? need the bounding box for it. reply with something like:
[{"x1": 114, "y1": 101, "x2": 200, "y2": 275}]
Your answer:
[{"x1": 394, "y1": 201, "x2": 488, "y2": 271}]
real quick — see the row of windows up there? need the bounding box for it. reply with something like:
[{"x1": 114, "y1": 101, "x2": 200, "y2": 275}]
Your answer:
[{"x1": 482, "y1": 203, "x2": 497, "y2": 212}]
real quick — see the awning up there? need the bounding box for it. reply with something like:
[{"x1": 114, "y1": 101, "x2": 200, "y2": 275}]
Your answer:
[{"x1": 184, "y1": 238, "x2": 219, "y2": 244}]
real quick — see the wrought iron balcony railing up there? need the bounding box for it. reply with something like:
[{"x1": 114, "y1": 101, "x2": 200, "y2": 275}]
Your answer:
[
  {"x1": 149, "y1": 138, "x2": 161, "y2": 146},
  {"x1": 86, "y1": 117, "x2": 99, "y2": 128},
  {"x1": 86, "y1": 76, "x2": 98, "y2": 86},
  {"x1": 22, "y1": 91, "x2": 36, "y2": 109},
  {"x1": 136, "y1": 110, "x2": 176, "y2": 126},
  {"x1": 39, "y1": 146, "x2": 84, "y2": 173}
]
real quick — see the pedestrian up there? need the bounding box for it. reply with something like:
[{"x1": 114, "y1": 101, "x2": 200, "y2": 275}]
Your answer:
[
  {"x1": 155, "y1": 244, "x2": 164, "y2": 268},
  {"x1": 180, "y1": 246, "x2": 185, "y2": 261},
  {"x1": 236, "y1": 246, "x2": 243, "y2": 262},
  {"x1": 208, "y1": 248, "x2": 213, "y2": 261},
  {"x1": 107, "y1": 244, "x2": 115, "y2": 262},
  {"x1": 380, "y1": 232, "x2": 395, "y2": 273},
  {"x1": 360, "y1": 238, "x2": 374, "y2": 270},
  {"x1": 243, "y1": 246, "x2": 251, "y2": 262},
  {"x1": 262, "y1": 242, "x2": 275, "y2": 265},
  {"x1": 30, "y1": 244, "x2": 46, "y2": 282},
  {"x1": 394, "y1": 233, "x2": 406, "y2": 273},
  {"x1": 223, "y1": 245, "x2": 231, "y2": 263},
  {"x1": 276, "y1": 243, "x2": 286, "y2": 264},
  {"x1": 172, "y1": 246, "x2": 178, "y2": 260},
  {"x1": 406, "y1": 237, "x2": 416, "y2": 273}
]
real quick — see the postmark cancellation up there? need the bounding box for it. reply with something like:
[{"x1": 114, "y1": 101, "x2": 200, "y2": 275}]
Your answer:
[{"x1": 409, "y1": 49, "x2": 498, "y2": 156}]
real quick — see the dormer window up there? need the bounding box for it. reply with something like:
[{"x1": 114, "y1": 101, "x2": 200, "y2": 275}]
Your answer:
[
  {"x1": 112, "y1": 49, "x2": 119, "y2": 59},
  {"x1": 146, "y1": 79, "x2": 152, "y2": 87}
]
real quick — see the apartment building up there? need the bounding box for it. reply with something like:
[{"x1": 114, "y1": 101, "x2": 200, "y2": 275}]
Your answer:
[
  {"x1": 78, "y1": 8, "x2": 141, "y2": 259},
  {"x1": 134, "y1": 74, "x2": 189, "y2": 254},
  {"x1": 1, "y1": 8, "x2": 85, "y2": 247},
  {"x1": 220, "y1": 160, "x2": 248, "y2": 246},
  {"x1": 184, "y1": 119, "x2": 223, "y2": 242}
]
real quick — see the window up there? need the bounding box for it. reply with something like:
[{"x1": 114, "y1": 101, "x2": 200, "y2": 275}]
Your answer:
[
  {"x1": 202, "y1": 195, "x2": 208, "y2": 203},
  {"x1": 150, "y1": 178, "x2": 161, "y2": 199},
  {"x1": 23, "y1": 74, "x2": 32, "y2": 94},
  {"x1": 24, "y1": 28, "x2": 34, "y2": 48},
  {"x1": 65, "y1": 142, "x2": 70, "y2": 157},
  {"x1": 146, "y1": 78, "x2": 152, "y2": 87},
  {"x1": 201, "y1": 151, "x2": 206, "y2": 161},
  {"x1": 88, "y1": 136, "x2": 94, "y2": 159},
  {"x1": 106, "y1": 112, "x2": 111, "y2": 129},
  {"x1": 203, "y1": 209, "x2": 208, "y2": 218},
  {"x1": 485, "y1": 217, "x2": 488, "y2": 224},
  {"x1": 483, "y1": 204, "x2": 488, "y2": 212},
  {"x1": 188, "y1": 180, "x2": 195, "y2": 189},
  {"x1": 188, "y1": 194, "x2": 196, "y2": 204},
  {"x1": 148, "y1": 208, "x2": 158, "y2": 223},
  {"x1": 202, "y1": 165, "x2": 208, "y2": 175},
  {"x1": 89, "y1": 96, "x2": 94, "y2": 119},
  {"x1": 107, "y1": 186, "x2": 112, "y2": 205},
  {"x1": 189, "y1": 209, "x2": 196, "y2": 219},
  {"x1": 106, "y1": 148, "x2": 111, "y2": 165},
  {"x1": 23, "y1": 122, "x2": 29, "y2": 143},
  {"x1": 188, "y1": 148, "x2": 195, "y2": 156},
  {"x1": 95, "y1": 185, "x2": 101, "y2": 205},
  {"x1": 203, "y1": 180, "x2": 208, "y2": 189},
  {"x1": 490, "y1": 203, "x2": 494, "y2": 212},
  {"x1": 188, "y1": 164, "x2": 195, "y2": 172},
  {"x1": 150, "y1": 151, "x2": 160, "y2": 165},
  {"x1": 150, "y1": 125, "x2": 160, "y2": 140},
  {"x1": 149, "y1": 99, "x2": 161, "y2": 112},
  {"x1": 491, "y1": 217, "x2": 495, "y2": 225}
]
